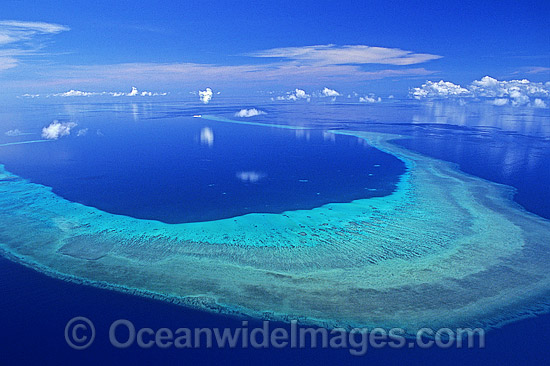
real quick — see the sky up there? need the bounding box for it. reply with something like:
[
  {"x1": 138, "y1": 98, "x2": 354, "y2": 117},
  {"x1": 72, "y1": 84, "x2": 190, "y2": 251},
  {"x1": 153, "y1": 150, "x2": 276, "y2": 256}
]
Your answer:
[{"x1": 0, "y1": 0, "x2": 549, "y2": 98}]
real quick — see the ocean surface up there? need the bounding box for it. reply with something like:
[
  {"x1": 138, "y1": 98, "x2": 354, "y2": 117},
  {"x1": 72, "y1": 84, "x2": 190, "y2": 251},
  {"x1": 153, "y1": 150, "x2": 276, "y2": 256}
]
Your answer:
[
  {"x1": 1, "y1": 97, "x2": 549, "y2": 364},
  {"x1": 0, "y1": 109, "x2": 404, "y2": 223}
]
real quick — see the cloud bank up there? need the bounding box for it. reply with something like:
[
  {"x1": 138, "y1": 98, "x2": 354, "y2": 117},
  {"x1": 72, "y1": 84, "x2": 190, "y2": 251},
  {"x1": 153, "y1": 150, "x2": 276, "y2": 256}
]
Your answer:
[
  {"x1": 410, "y1": 80, "x2": 471, "y2": 99},
  {"x1": 41, "y1": 121, "x2": 77, "y2": 140},
  {"x1": 411, "y1": 76, "x2": 550, "y2": 107},
  {"x1": 234, "y1": 108, "x2": 266, "y2": 118},
  {"x1": 274, "y1": 88, "x2": 385, "y2": 103},
  {"x1": 22, "y1": 87, "x2": 168, "y2": 98}
]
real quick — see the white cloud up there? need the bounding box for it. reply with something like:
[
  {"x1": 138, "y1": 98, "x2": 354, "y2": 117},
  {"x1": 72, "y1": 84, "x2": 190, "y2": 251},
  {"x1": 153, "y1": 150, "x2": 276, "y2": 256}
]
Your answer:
[
  {"x1": 113, "y1": 86, "x2": 166, "y2": 97},
  {"x1": 41, "y1": 121, "x2": 77, "y2": 140},
  {"x1": 127, "y1": 86, "x2": 139, "y2": 96},
  {"x1": 5, "y1": 129, "x2": 24, "y2": 136},
  {"x1": 359, "y1": 94, "x2": 382, "y2": 103},
  {"x1": 0, "y1": 20, "x2": 69, "y2": 71},
  {"x1": 527, "y1": 67, "x2": 550, "y2": 74},
  {"x1": 247, "y1": 44, "x2": 442, "y2": 66},
  {"x1": 322, "y1": 87, "x2": 340, "y2": 97},
  {"x1": 77, "y1": 128, "x2": 88, "y2": 137},
  {"x1": 276, "y1": 88, "x2": 310, "y2": 101},
  {"x1": 25, "y1": 87, "x2": 168, "y2": 98},
  {"x1": 56, "y1": 89, "x2": 99, "y2": 97},
  {"x1": 410, "y1": 80, "x2": 471, "y2": 99},
  {"x1": 0, "y1": 56, "x2": 17, "y2": 71},
  {"x1": 513, "y1": 66, "x2": 550, "y2": 75},
  {"x1": 0, "y1": 21, "x2": 69, "y2": 41},
  {"x1": 199, "y1": 88, "x2": 213, "y2": 104},
  {"x1": 492, "y1": 98, "x2": 509, "y2": 106},
  {"x1": 236, "y1": 171, "x2": 266, "y2": 183},
  {"x1": 14, "y1": 60, "x2": 436, "y2": 93},
  {"x1": 234, "y1": 108, "x2": 266, "y2": 117},
  {"x1": 533, "y1": 98, "x2": 547, "y2": 108},
  {"x1": 410, "y1": 76, "x2": 550, "y2": 107},
  {"x1": 294, "y1": 89, "x2": 308, "y2": 99},
  {"x1": 469, "y1": 76, "x2": 549, "y2": 105}
]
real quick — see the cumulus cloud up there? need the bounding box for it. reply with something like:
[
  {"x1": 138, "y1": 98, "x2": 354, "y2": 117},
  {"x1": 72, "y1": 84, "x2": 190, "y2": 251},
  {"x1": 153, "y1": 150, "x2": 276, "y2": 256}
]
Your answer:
[
  {"x1": 56, "y1": 89, "x2": 99, "y2": 97},
  {"x1": 410, "y1": 80, "x2": 471, "y2": 99},
  {"x1": 111, "y1": 86, "x2": 168, "y2": 97},
  {"x1": 492, "y1": 98, "x2": 509, "y2": 106},
  {"x1": 469, "y1": 76, "x2": 549, "y2": 100},
  {"x1": 41, "y1": 121, "x2": 77, "y2": 140},
  {"x1": 322, "y1": 87, "x2": 340, "y2": 97},
  {"x1": 127, "y1": 86, "x2": 139, "y2": 96},
  {"x1": 236, "y1": 171, "x2": 266, "y2": 183},
  {"x1": 533, "y1": 98, "x2": 547, "y2": 108},
  {"x1": 199, "y1": 88, "x2": 213, "y2": 104},
  {"x1": 234, "y1": 108, "x2": 266, "y2": 118},
  {"x1": 275, "y1": 88, "x2": 310, "y2": 101},
  {"x1": 359, "y1": 94, "x2": 382, "y2": 103},
  {"x1": 410, "y1": 76, "x2": 550, "y2": 107},
  {"x1": 294, "y1": 89, "x2": 308, "y2": 99},
  {"x1": 247, "y1": 44, "x2": 441, "y2": 66}
]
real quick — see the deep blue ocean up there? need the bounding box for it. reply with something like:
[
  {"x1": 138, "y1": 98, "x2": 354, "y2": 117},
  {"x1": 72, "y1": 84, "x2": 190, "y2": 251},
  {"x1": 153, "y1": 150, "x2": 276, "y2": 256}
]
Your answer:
[
  {"x1": 0, "y1": 110, "x2": 404, "y2": 223},
  {"x1": 1, "y1": 98, "x2": 549, "y2": 365}
]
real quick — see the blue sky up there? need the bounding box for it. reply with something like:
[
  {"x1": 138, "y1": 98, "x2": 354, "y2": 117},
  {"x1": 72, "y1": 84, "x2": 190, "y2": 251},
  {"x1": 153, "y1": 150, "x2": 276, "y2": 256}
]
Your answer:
[{"x1": 0, "y1": 0, "x2": 548, "y2": 97}]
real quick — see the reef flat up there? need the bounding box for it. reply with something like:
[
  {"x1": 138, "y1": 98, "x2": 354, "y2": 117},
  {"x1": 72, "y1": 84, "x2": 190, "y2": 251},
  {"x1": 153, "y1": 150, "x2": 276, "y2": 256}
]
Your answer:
[{"x1": 1, "y1": 117, "x2": 550, "y2": 333}]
